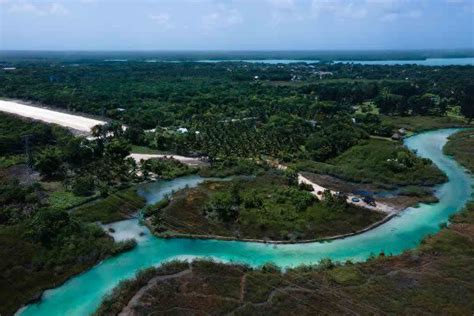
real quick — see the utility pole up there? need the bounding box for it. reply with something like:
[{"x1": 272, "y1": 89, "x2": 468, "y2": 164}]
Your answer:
[
  {"x1": 21, "y1": 134, "x2": 34, "y2": 185},
  {"x1": 68, "y1": 87, "x2": 76, "y2": 112},
  {"x1": 22, "y1": 134, "x2": 33, "y2": 167}
]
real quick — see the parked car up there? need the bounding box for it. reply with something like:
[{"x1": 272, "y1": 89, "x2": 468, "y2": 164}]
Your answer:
[{"x1": 363, "y1": 196, "x2": 377, "y2": 207}]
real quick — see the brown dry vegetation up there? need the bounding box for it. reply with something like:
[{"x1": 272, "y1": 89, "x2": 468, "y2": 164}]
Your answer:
[{"x1": 96, "y1": 203, "x2": 474, "y2": 315}]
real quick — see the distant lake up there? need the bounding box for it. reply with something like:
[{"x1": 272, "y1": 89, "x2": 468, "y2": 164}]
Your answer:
[
  {"x1": 104, "y1": 59, "x2": 128, "y2": 62},
  {"x1": 334, "y1": 57, "x2": 474, "y2": 66},
  {"x1": 141, "y1": 59, "x2": 319, "y2": 64},
  {"x1": 196, "y1": 59, "x2": 320, "y2": 64}
]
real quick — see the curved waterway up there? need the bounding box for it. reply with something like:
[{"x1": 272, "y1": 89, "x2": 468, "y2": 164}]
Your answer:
[{"x1": 19, "y1": 128, "x2": 473, "y2": 316}]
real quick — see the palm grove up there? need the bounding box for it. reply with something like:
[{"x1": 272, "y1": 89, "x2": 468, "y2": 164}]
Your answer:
[{"x1": 0, "y1": 57, "x2": 473, "y2": 315}]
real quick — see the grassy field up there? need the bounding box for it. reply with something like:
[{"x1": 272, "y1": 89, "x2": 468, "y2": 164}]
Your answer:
[
  {"x1": 147, "y1": 172, "x2": 384, "y2": 241},
  {"x1": 381, "y1": 115, "x2": 469, "y2": 133},
  {"x1": 47, "y1": 188, "x2": 98, "y2": 211},
  {"x1": 292, "y1": 138, "x2": 447, "y2": 188},
  {"x1": 444, "y1": 129, "x2": 474, "y2": 173},
  {"x1": 73, "y1": 188, "x2": 146, "y2": 223},
  {"x1": 130, "y1": 145, "x2": 162, "y2": 155},
  {"x1": 96, "y1": 202, "x2": 474, "y2": 315}
]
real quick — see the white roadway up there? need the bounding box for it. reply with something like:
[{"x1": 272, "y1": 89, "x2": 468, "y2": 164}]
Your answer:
[
  {"x1": 0, "y1": 100, "x2": 204, "y2": 165},
  {"x1": 0, "y1": 100, "x2": 106, "y2": 133},
  {"x1": 129, "y1": 153, "x2": 204, "y2": 166},
  {"x1": 278, "y1": 164, "x2": 396, "y2": 215},
  {"x1": 0, "y1": 99, "x2": 396, "y2": 214},
  {"x1": 298, "y1": 174, "x2": 396, "y2": 215}
]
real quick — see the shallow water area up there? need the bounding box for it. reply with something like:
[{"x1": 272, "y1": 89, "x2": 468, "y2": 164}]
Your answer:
[
  {"x1": 196, "y1": 59, "x2": 319, "y2": 64},
  {"x1": 101, "y1": 220, "x2": 150, "y2": 242},
  {"x1": 334, "y1": 57, "x2": 474, "y2": 66},
  {"x1": 18, "y1": 128, "x2": 473, "y2": 316}
]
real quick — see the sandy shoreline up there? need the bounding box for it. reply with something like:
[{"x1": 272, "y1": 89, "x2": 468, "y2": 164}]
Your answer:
[
  {"x1": 276, "y1": 163, "x2": 398, "y2": 215},
  {"x1": 0, "y1": 99, "x2": 106, "y2": 133},
  {"x1": 298, "y1": 174, "x2": 398, "y2": 215}
]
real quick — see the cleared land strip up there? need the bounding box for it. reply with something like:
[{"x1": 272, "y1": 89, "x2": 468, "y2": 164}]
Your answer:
[
  {"x1": 298, "y1": 174, "x2": 397, "y2": 215},
  {"x1": 129, "y1": 153, "x2": 206, "y2": 166},
  {"x1": 277, "y1": 164, "x2": 397, "y2": 215},
  {"x1": 0, "y1": 99, "x2": 106, "y2": 133}
]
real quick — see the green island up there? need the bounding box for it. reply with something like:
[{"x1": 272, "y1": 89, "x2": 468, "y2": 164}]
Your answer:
[
  {"x1": 144, "y1": 171, "x2": 385, "y2": 241},
  {"x1": 0, "y1": 51, "x2": 472, "y2": 315}
]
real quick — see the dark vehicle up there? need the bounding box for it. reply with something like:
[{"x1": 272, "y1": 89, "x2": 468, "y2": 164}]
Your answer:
[{"x1": 363, "y1": 196, "x2": 377, "y2": 207}]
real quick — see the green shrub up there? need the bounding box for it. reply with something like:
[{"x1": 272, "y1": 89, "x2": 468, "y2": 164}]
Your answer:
[{"x1": 71, "y1": 175, "x2": 96, "y2": 196}]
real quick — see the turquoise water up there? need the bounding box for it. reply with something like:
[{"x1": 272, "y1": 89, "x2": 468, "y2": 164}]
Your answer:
[
  {"x1": 144, "y1": 59, "x2": 319, "y2": 64},
  {"x1": 196, "y1": 59, "x2": 319, "y2": 64},
  {"x1": 18, "y1": 128, "x2": 473, "y2": 316},
  {"x1": 159, "y1": 58, "x2": 473, "y2": 65},
  {"x1": 334, "y1": 57, "x2": 474, "y2": 66}
]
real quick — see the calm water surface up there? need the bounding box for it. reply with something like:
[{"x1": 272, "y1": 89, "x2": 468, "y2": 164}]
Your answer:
[
  {"x1": 334, "y1": 57, "x2": 474, "y2": 66},
  {"x1": 18, "y1": 128, "x2": 473, "y2": 316},
  {"x1": 196, "y1": 59, "x2": 319, "y2": 64}
]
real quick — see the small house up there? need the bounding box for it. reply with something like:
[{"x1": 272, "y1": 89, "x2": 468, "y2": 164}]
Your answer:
[
  {"x1": 398, "y1": 128, "x2": 407, "y2": 135},
  {"x1": 391, "y1": 133, "x2": 402, "y2": 140},
  {"x1": 306, "y1": 119, "x2": 318, "y2": 127}
]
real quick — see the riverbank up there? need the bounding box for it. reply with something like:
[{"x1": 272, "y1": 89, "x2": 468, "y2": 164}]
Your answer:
[
  {"x1": 0, "y1": 223, "x2": 136, "y2": 316},
  {"x1": 17, "y1": 129, "x2": 473, "y2": 316},
  {"x1": 444, "y1": 129, "x2": 474, "y2": 173},
  {"x1": 299, "y1": 172, "x2": 439, "y2": 210},
  {"x1": 94, "y1": 129, "x2": 474, "y2": 315},
  {"x1": 129, "y1": 153, "x2": 206, "y2": 167},
  {"x1": 96, "y1": 202, "x2": 474, "y2": 315},
  {"x1": 298, "y1": 173, "x2": 397, "y2": 214},
  {"x1": 144, "y1": 213, "x2": 396, "y2": 245},
  {"x1": 143, "y1": 173, "x2": 386, "y2": 243}
]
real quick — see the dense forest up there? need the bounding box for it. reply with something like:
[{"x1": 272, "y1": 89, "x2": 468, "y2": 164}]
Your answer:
[
  {"x1": 0, "y1": 114, "x2": 141, "y2": 315},
  {"x1": 0, "y1": 56, "x2": 473, "y2": 315},
  {"x1": 1, "y1": 60, "x2": 473, "y2": 162}
]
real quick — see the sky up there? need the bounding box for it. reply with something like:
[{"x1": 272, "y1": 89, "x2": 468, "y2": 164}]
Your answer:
[{"x1": 0, "y1": 0, "x2": 473, "y2": 51}]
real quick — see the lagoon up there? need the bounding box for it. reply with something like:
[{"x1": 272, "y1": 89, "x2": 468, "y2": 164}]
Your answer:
[
  {"x1": 334, "y1": 57, "x2": 474, "y2": 66},
  {"x1": 18, "y1": 128, "x2": 473, "y2": 316},
  {"x1": 196, "y1": 59, "x2": 319, "y2": 64}
]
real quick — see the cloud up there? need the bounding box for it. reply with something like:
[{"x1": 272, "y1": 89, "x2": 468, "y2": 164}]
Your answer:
[
  {"x1": 446, "y1": 0, "x2": 474, "y2": 13},
  {"x1": 202, "y1": 7, "x2": 243, "y2": 29},
  {"x1": 49, "y1": 2, "x2": 68, "y2": 15},
  {"x1": 380, "y1": 12, "x2": 399, "y2": 22},
  {"x1": 149, "y1": 13, "x2": 173, "y2": 29},
  {"x1": 7, "y1": 1, "x2": 68, "y2": 15},
  {"x1": 267, "y1": 0, "x2": 304, "y2": 25},
  {"x1": 311, "y1": 0, "x2": 368, "y2": 19},
  {"x1": 407, "y1": 10, "x2": 422, "y2": 18},
  {"x1": 380, "y1": 8, "x2": 422, "y2": 22},
  {"x1": 267, "y1": 0, "x2": 296, "y2": 10}
]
